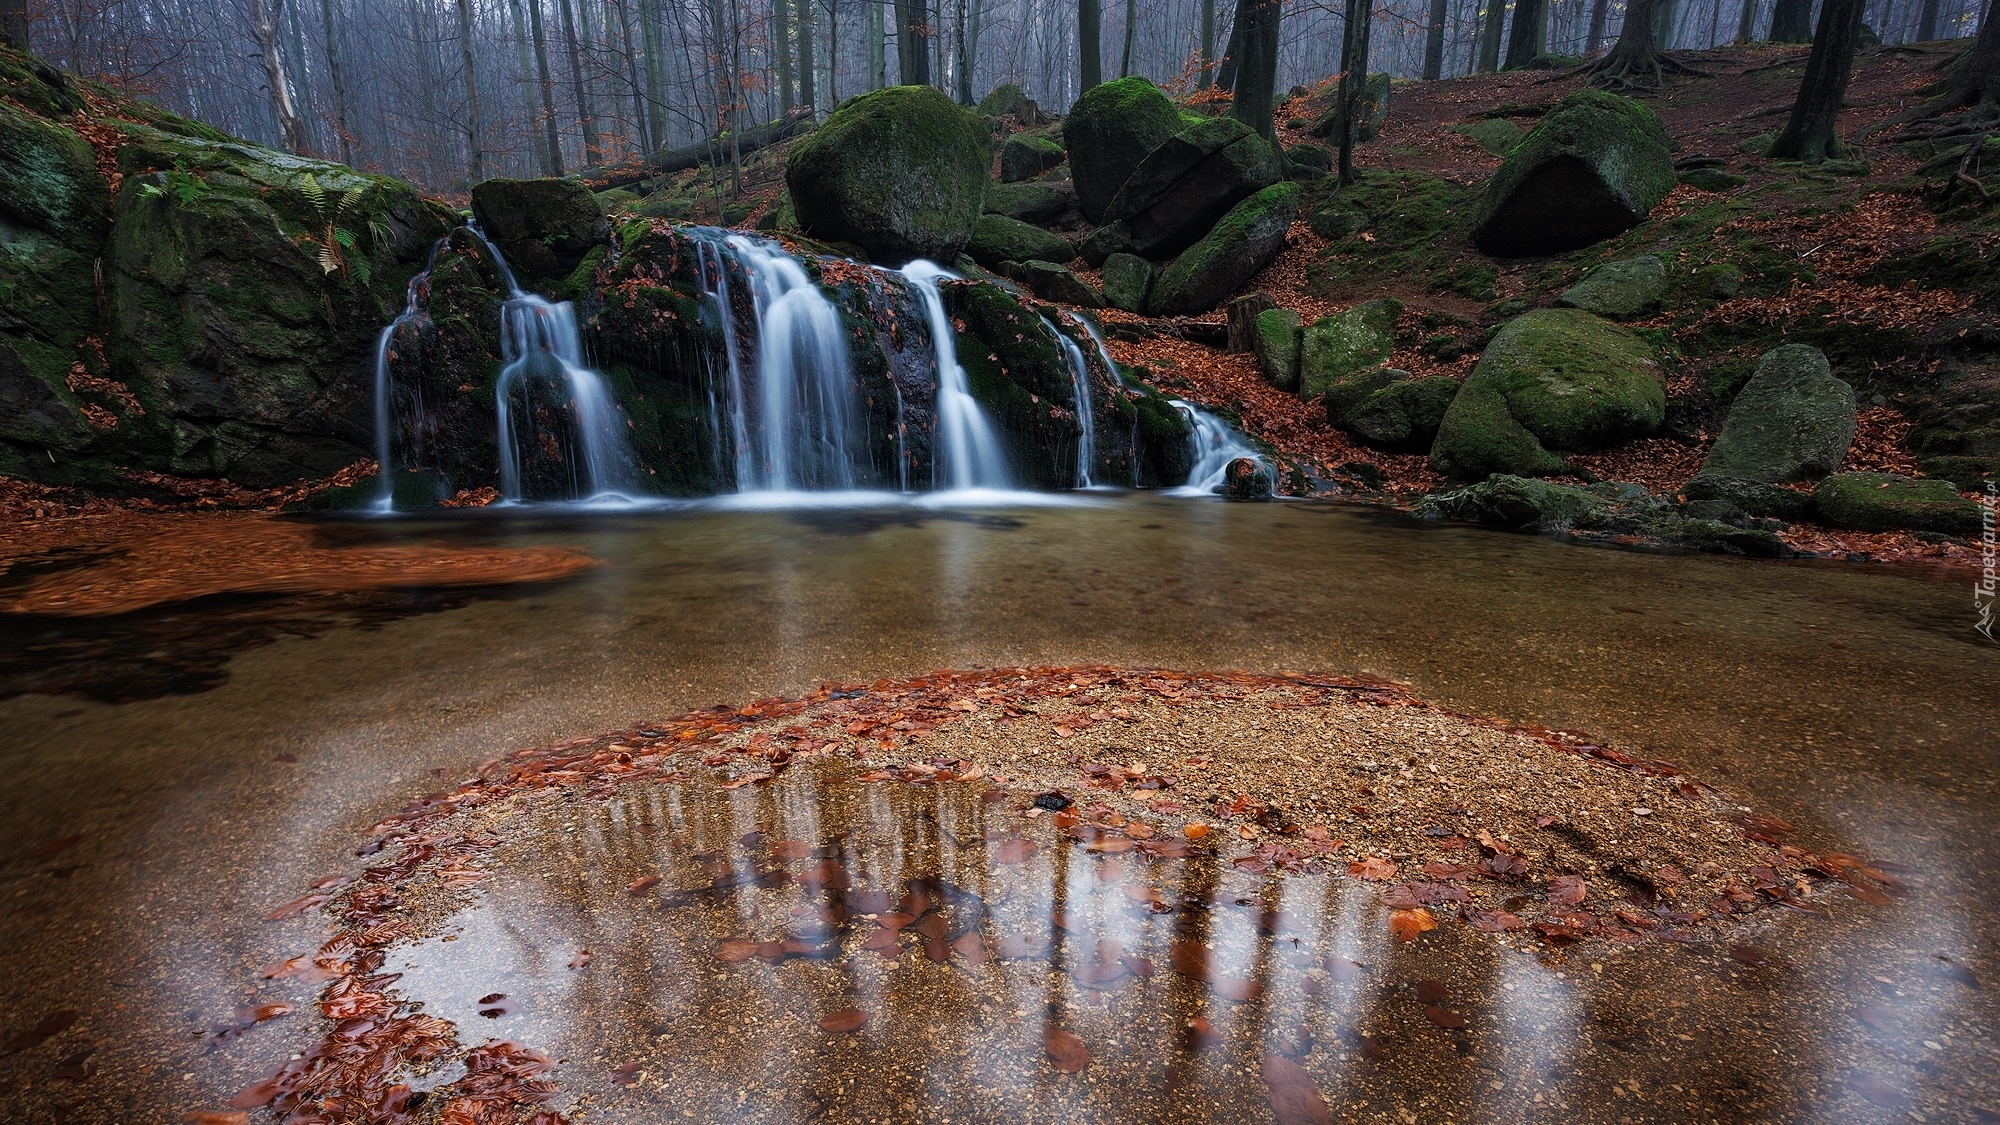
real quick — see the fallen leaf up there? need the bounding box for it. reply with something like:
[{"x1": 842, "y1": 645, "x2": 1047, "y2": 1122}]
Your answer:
[
  {"x1": 819, "y1": 1008, "x2": 868, "y2": 1033},
  {"x1": 1348, "y1": 856, "x2": 1399, "y2": 881},
  {"x1": 1045, "y1": 1027, "x2": 1089, "y2": 1072},
  {"x1": 1388, "y1": 908, "x2": 1437, "y2": 941},
  {"x1": 1184, "y1": 823, "x2": 1211, "y2": 840},
  {"x1": 1261, "y1": 1054, "x2": 1332, "y2": 1125},
  {"x1": 569, "y1": 950, "x2": 593, "y2": 969},
  {"x1": 625, "y1": 875, "x2": 662, "y2": 894},
  {"x1": 1188, "y1": 1015, "x2": 1223, "y2": 1049},
  {"x1": 1424, "y1": 1004, "x2": 1468, "y2": 1029},
  {"x1": 184, "y1": 1114, "x2": 249, "y2": 1125},
  {"x1": 609, "y1": 1060, "x2": 642, "y2": 1086},
  {"x1": 1548, "y1": 874, "x2": 1587, "y2": 907},
  {"x1": 993, "y1": 838, "x2": 1037, "y2": 864}
]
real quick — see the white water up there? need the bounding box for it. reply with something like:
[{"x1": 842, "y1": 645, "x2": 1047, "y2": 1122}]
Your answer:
[
  {"x1": 1042, "y1": 314, "x2": 1098, "y2": 489},
  {"x1": 1168, "y1": 400, "x2": 1267, "y2": 496},
  {"x1": 468, "y1": 226, "x2": 635, "y2": 504},
  {"x1": 901, "y1": 261, "x2": 1013, "y2": 492},
  {"x1": 370, "y1": 249, "x2": 436, "y2": 512}
]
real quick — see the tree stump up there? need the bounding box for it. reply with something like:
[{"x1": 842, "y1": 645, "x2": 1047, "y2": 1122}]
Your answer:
[{"x1": 1226, "y1": 292, "x2": 1276, "y2": 353}]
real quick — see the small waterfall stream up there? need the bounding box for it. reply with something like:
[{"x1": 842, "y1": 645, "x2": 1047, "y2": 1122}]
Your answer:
[
  {"x1": 900, "y1": 261, "x2": 1012, "y2": 493},
  {"x1": 370, "y1": 239, "x2": 442, "y2": 512},
  {"x1": 1042, "y1": 313, "x2": 1097, "y2": 489},
  {"x1": 1170, "y1": 400, "x2": 1267, "y2": 496}
]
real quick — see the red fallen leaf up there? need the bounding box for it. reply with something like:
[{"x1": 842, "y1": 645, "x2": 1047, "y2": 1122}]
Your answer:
[
  {"x1": 1415, "y1": 979, "x2": 1448, "y2": 1003},
  {"x1": 915, "y1": 914, "x2": 950, "y2": 940},
  {"x1": 861, "y1": 928, "x2": 900, "y2": 951},
  {"x1": 1169, "y1": 941, "x2": 1212, "y2": 981},
  {"x1": 227, "y1": 1074, "x2": 284, "y2": 1109},
  {"x1": 1424, "y1": 1004, "x2": 1468, "y2": 1029},
  {"x1": 1088, "y1": 838, "x2": 1135, "y2": 854},
  {"x1": 994, "y1": 934, "x2": 1047, "y2": 959},
  {"x1": 31, "y1": 834, "x2": 83, "y2": 857},
  {"x1": 922, "y1": 936, "x2": 950, "y2": 962},
  {"x1": 1188, "y1": 1016, "x2": 1223, "y2": 1049},
  {"x1": 1532, "y1": 921, "x2": 1584, "y2": 945},
  {"x1": 993, "y1": 838, "x2": 1037, "y2": 864},
  {"x1": 769, "y1": 839, "x2": 816, "y2": 860},
  {"x1": 1045, "y1": 1027, "x2": 1090, "y2": 1072},
  {"x1": 1123, "y1": 955, "x2": 1155, "y2": 979},
  {"x1": 1302, "y1": 977, "x2": 1323, "y2": 996},
  {"x1": 624, "y1": 875, "x2": 662, "y2": 894},
  {"x1": 951, "y1": 931, "x2": 990, "y2": 965},
  {"x1": 569, "y1": 950, "x2": 593, "y2": 969},
  {"x1": 1464, "y1": 908, "x2": 1525, "y2": 933},
  {"x1": 263, "y1": 892, "x2": 328, "y2": 921},
  {"x1": 1325, "y1": 957, "x2": 1363, "y2": 980},
  {"x1": 1347, "y1": 856, "x2": 1398, "y2": 881},
  {"x1": 1729, "y1": 945, "x2": 1770, "y2": 967},
  {"x1": 819, "y1": 1008, "x2": 868, "y2": 1033},
  {"x1": 1548, "y1": 874, "x2": 1587, "y2": 907},
  {"x1": 257, "y1": 955, "x2": 340, "y2": 982},
  {"x1": 1261, "y1": 1054, "x2": 1332, "y2": 1125},
  {"x1": 1213, "y1": 976, "x2": 1263, "y2": 1002},
  {"x1": 1423, "y1": 861, "x2": 1475, "y2": 881},
  {"x1": 715, "y1": 939, "x2": 758, "y2": 963},
  {"x1": 876, "y1": 911, "x2": 917, "y2": 930},
  {"x1": 1846, "y1": 884, "x2": 1891, "y2": 907},
  {"x1": 850, "y1": 889, "x2": 893, "y2": 913},
  {"x1": 1388, "y1": 908, "x2": 1437, "y2": 941},
  {"x1": 1848, "y1": 1073, "x2": 1907, "y2": 1109},
  {"x1": 609, "y1": 1060, "x2": 642, "y2": 1086},
  {"x1": 185, "y1": 1114, "x2": 249, "y2": 1125}
]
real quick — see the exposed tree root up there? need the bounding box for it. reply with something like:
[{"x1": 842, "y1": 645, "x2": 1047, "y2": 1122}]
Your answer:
[{"x1": 1547, "y1": 48, "x2": 1709, "y2": 92}]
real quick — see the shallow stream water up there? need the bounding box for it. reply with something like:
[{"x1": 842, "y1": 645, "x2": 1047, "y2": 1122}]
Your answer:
[{"x1": 0, "y1": 495, "x2": 1993, "y2": 1123}]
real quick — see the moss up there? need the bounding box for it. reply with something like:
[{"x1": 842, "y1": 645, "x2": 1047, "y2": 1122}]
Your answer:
[
  {"x1": 1472, "y1": 89, "x2": 1675, "y2": 257},
  {"x1": 1814, "y1": 472, "x2": 1984, "y2": 535},
  {"x1": 786, "y1": 85, "x2": 990, "y2": 265},
  {"x1": 1062, "y1": 77, "x2": 1185, "y2": 222},
  {"x1": 1149, "y1": 181, "x2": 1300, "y2": 315},
  {"x1": 1300, "y1": 298, "x2": 1400, "y2": 400},
  {"x1": 1304, "y1": 171, "x2": 1476, "y2": 297},
  {"x1": 1132, "y1": 392, "x2": 1195, "y2": 486},
  {"x1": 967, "y1": 214, "x2": 1072, "y2": 269}
]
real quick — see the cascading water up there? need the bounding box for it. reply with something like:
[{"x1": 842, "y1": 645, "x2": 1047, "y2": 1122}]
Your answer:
[
  {"x1": 467, "y1": 225, "x2": 635, "y2": 503},
  {"x1": 1170, "y1": 400, "x2": 1267, "y2": 496},
  {"x1": 371, "y1": 239, "x2": 443, "y2": 512},
  {"x1": 900, "y1": 261, "x2": 1012, "y2": 493},
  {"x1": 1042, "y1": 314, "x2": 1098, "y2": 489}
]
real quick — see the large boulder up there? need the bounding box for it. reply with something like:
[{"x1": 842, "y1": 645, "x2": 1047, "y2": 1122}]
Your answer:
[
  {"x1": 1310, "y1": 73, "x2": 1392, "y2": 142},
  {"x1": 1300, "y1": 298, "x2": 1401, "y2": 401},
  {"x1": 468, "y1": 177, "x2": 607, "y2": 284},
  {"x1": 999, "y1": 134, "x2": 1065, "y2": 182},
  {"x1": 967, "y1": 214, "x2": 1073, "y2": 269},
  {"x1": 1471, "y1": 90, "x2": 1674, "y2": 258},
  {"x1": 1062, "y1": 77, "x2": 1186, "y2": 223},
  {"x1": 983, "y1": 179, "x2": 1071, "y2": 223},
  {"x1": 786, "y1": 85, "x2": 990, "y2": 265},
  {"x1": 1100, "y1": 252, "x2": 1154, "y2": 313},
  {"x1": 1327, "y1": 370, "x2": 1458, "y2": 451},
  {"x1": 1016, "y1": 261, "x2": 1104, "y2": 308},
  {"x1": 1813, "y1": 472, "x2": 1983, "y2": 535},
  {"x1": 1696, "y1": 344, "x2": 1855, "y2": 483},
  {"x1": 1430, "y1": 308, "x2": 1663, "y2": 479},
  {"x1": 1253, "y1": 307, "x2": 1303, "y2": 392},
  {"x1": 1148, "y1": 182, "x2": 1300, "y2": 316},
  {"x1": 1555, "y1": 254, "x2": 1667, "y2": 320},
  {"x1": 1102, "y1": 116, "x2": 1285, "y2": 257},
  {"x1": 1415, "y1": 474, "x2": 1608, "y2": 531}
]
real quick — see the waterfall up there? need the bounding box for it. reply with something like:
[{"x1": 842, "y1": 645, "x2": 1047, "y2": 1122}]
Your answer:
[
  {"x1": 370, "y1": 240, "x2": 442, "y2": 512},
  {"x1": 1043, "y1": 314, "x2": 1098, "y2": 489},
  {"x1": 901, "y1": 261, "x2": 1012, "y2": 493},
  {"x1": 1170, "y1": 400, "x2": 1267, "y2": 496},
  {"x1": 467, "y1": 225, "x2": 636, "y2": 503}
]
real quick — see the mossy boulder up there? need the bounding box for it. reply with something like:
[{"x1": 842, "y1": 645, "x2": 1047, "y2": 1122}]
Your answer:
[
  {"x1": 1221, "y1": 457, "x2": 1275, "y2": 500},
  {"x1": 1681, "y1": 475, "x2": 1815, "y2": 522},
  {"x1": 1063, "y1": 77, "x2": 1186, "y2": 223},
  {"x1": 1149, "y1": 182, "x2": 1300, "y2": 316},
  {"x1": 1812, "y1": 472, "x2": 1983, "y2": 535},
  {"x1": 1016, "y1": 260, "x2": 1104, "y2": 308},
  {"x1": 1253, "y1": 307, "x2": 1303, "y2": 392},
  {"x1": 999, "y1": 134, "x2": 1066, "y2": 182},
  {"x1": 979, "y1": 84, "x2": 1033, "y2": 118},
  {"x1": 1555, "y1": 254, "x2": 1667, "y2": 320},
  {"x1": 1452, "y1": 118, "x2": 1524, "y2": 156},
  {"x1": 1103, "y1": 116, "x2": 1285, "y2": 257},
  {"x1": 1077, "y1": 221, "x2": 1137, "y2": 267},
  {"x1": 1415, "y1": 474, "x2": 1608, "y2": 531},
  {"x1": 786, "y1": 85, "x2": 990, "y2": 265},
  {"x1": 1304, "y1": 170, "x2": 1483, "y2": 297},
  {"x1": 1300, "y1": 298, "x2": 1401, "y2": 401},
  {"x1": 967, "y1": 214, "x2": 1073, "y2": 269},
  {"x1": 1430, "y1": 308, "x2": 1663, "y2": 479},
  {"x1": 1101, "y1": 252, "x2": 1153, "y2": 313},
  {"x1": 1328, "y1": 371, "x2": 1459, "y2": 451},
  {"x1": 1471, "y1": 90, "x2": 1674, "y2": 257},
  {"x1": 983, "y1": 179, "x2": 1071, "y2": 223},
  {"x1": 1697, "y1": 344, "x2": 1855, "y2": 484},
  {"x1": 1678, "y1": 166, "x2": 1747, "y2": 192},
  {"x1": 1311, "y1": 73, "x2": 1391, "y2": 142},
  {"x1": 468, "y1": 177, "x2": 607, "y2": 285},
  {"x1": 1285, "y1": 143, "x2": 1332, "y2": 177}
]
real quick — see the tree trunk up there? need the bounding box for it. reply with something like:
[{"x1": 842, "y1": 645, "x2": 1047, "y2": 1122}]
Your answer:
[
  {"x1": 1080, "y1": 0, "x2": 1102, "y2": 90},
  {"x1": 1734, "y1": 0, "x2": 1758, "y2": 41},
  {"x1": 800, "y1": 0, "x2": 817, "y2": 106},
  {"x1": 1119, "y1": 0, "x2": 1137, "y2": 77},
  {"x1": 558, "y1": 0, "x2": 599, "y2": 165},
  {"x1": 528, "y1": 0, "x2": 565, "y2": 175},
  {"x1": 827, "y1": 0, "x2": 839, "y2": 105},
  {"x1": 868, "y1": 0, "x2": 885, "y2": 88},
  {"x1": 955, "y1": 0, "x2": 973, "y2": 100},
  {"x1": 1916, "y1": 0, "x2": 1943, "y2": 37},
  {"x1": 1232, "y1": 0, "x2": 1281, "y2": 140},
  {"x1": 611, "y1": 0, "x2": 651, "y2": 157},
  {"x1": 1424, "y1": 0, "x2": 1449, "y2": 77},
  {"x1": 283, "y1": 0, "x2": 317, "y2": 151},
  {"x1": 1215, "y1": 6, "x2": 1243, "y2": 89},
  {"x1": 456, "y1": 0, "x2": 485, "y2": 182},
  {"x1": 777, "y1": 0, "x2": 794, "y2": 108},
  {"x1": 1200, "y1": 0, "x2": 1215, "y2": 86},
  {"x1": 1, "y1": 0, "x2": 28, "y2": 49},
  {"x1": 1584, "y1": 0, "x2": 1703, "y2": 86},
  {"x1": 1477, "y1": 0, "x2": 1508, "y2": 71},
  {"x1": 1335, "y1": 0, "x2": 1372, "y2": 180},
  {"x1": 1504, "y1": 0, "x2": 1546, "y2": 66},
  {"x1": 1768, "y1": 0, "x2": 1865, "y2": 161},
  {"x1": 1588, "y1": 0, "x2": 1612, "y2": 51},
  {"x1": 248, "y1": 0, "x2": 312, "y2": 154},
  {"x1": 317, "y1": 0, "x2": 354, "y2": 164},
  {"x1": 1651, "y1": 0, "x2": 1680, "y2": 47},
  {"x1": 638, "y1": 0, "x2": 670, "y2": 150},
  {"x1": 965, "y1": 0, "x2": 980, "y2": 95},
  {"x1": 1768, "y1": 0, "x2": 1812, "y2": 41}
]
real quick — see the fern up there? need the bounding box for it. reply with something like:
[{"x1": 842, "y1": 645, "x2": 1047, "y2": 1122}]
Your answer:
[{"x1": 298, "y1": 173, "x2": 369, "y2": 276}]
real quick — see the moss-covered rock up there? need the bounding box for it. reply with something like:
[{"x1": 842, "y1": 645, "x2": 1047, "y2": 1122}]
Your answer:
[
  {"x1": 1678, "y1": 166, "x2": 1747, "y2": 192},
  {"x1": 1300, "y1": 298, "x2": 1400, "y2": 401},
  {"x1": 1017, "y1": 260, "x2": 1103, "y2": 308},
  {"x1": 1221, "y1": 456, "x2": 1275, "y2": 499},
  {"x1": 1333, "y1": 373, "x2": 1459, "y2": 451},
  {"x1": 1680, "y1": 474, "x2": 1815, "y2": 522},
  {"x1": 1285, "y1": 143, "x2": 1332, "y2": 176},
  {"x1": 1062, "y1": 77, "x2": 1186, "y2": 223},
  {"x1": 1253, "y1": 307, "x2": 1303, "y2": 392},
  {"x1": 786, "y1": 85, "x2": 990, "y2": 265},
  {"x1": 1077, "y1": 221, "x2": 1137, "y2": 267},
  {"x1": 1472, "y1": 90, "x2": 1674, "y2": 257},
  {"x1": 1415, "y1": 474, "x2": 1608, "y2": 530},
  {"x1": 1304, "y1": 170, "x2": 1482, "y2": 297},
  {"x1": 967, "y1": 214, "x2": 1073, "y2": 269},
  {"x1": 1430, "y1": 308, "x2": 1663, "y2": 479},
  {"x1": 1101, "y1": 252, "x2": 1153, "y2": 313},
  {"x1": 1451, "y1": 118, "x2": 1524, "y2": 156},
  {"x1": 1697, "y1": 344, "x2": 1855, "y2": 484},
  {"x1": 1148, "y1": 182, "x2": 1300, "y2": 316},
  {"x1": 1104, "y1": 116, "x2": 1285, "y2": 257},
  {"x1": 983, "y1": 179, "x2": 1071, "y2": 223},
  {"x1": 999, "y1": 133, "x2": 1066, "y2": 183},
  {"x1": 1555, "y1": 254, "x2": 1666, "y2": 320},
  {"x1": 1813, "y1": 471, "x2": 1983, "y2": 535},
  {"x1": 468, "y1": 177, "x2": 607, "y2": 286},
  {"x1": 979, "y1": 83, "x2": 1033, "y2": 118}
]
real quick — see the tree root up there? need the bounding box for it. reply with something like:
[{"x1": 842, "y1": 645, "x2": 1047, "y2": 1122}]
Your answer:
[{"x1": 1550, "y1": 49, "x2": 1710, "y2": 93}]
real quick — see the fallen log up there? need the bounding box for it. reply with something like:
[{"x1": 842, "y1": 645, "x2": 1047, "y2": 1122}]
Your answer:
[{"x1": 583, "y1": 108, "x2": 816, "y2": 192}]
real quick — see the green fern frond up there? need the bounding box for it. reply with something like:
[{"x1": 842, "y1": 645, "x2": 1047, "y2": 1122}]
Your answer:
[
  {"x1": 300, "y1": 172, "x2": 327, "y2": 215},
  {"x1": 338, "y1": 185, "x2": 364, "y2": 217}
]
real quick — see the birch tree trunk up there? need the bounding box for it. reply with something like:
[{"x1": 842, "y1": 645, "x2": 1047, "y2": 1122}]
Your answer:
[
  {"x1": 248, "y1": 0, "x2": 313, "y2": 154},
  {"x1": 456, "y1": 0, "x2": 485, "y2": 181}
]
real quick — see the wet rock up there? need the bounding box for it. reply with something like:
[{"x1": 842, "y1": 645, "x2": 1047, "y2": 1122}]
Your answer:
[
  {"x1": 1661, "y1": 517, "x2": 1789, "y2": 556},
  {"x1": 1451, "y1": 117, "x2": 1524, "y2": 156},
  {"x1": 1696, "y1": 344, "x2": 1855, "y2": 484},
  {"x1": 1329, "y1": 371, "x2": 1459, "y2": 452},
  {"x1": 1285, "y1": 142, "x2": 1332, "y2": 178},
  {"x1": 1102, "y1": 116, "x2": 1285, "y2": 257},
  {"x1": 1471, "y1": 90, "x2": 1675, "y2": 257},
  {"x1": 1076, "y1": 221, "x2": 1137, "y2": 267},
  {"x1": 1299, "y1": 298, "x2": 1401, "y2": 401},
  {"x1": 1415, "y1": 474, "x2": 1608, "y2": 531},
  {"x1": 1680, "y1": 475, "x2": 1814, "y2": 523},
  {"x1": 979, "y1": 83, "x2": 1034, "y2": 119},
  {"x1": 1221, "y1": 457, "x2": 1275, "y2": 499},
  {"x1": 1062, "y1": 77, "x2": 1186, "y2": 223},
  {"x1": 967, "y1": 214, "x2": 1073, "y2": 269},
  {"x1": 1253, "y1": 308, "x2": 1303, "y2": 392},
  {"x1": 999, "y1": 133, "x2": 1066, "y2": 182},
  {"x1": 1813, "y1": 472, "x2": 1984, "y2": 536},
  {"x1": 469, "y1": 177, "x2": 608, "y2": 284},
  {"x1": 786, "y1": 85, "x2": 990, "y2": 265},
  {"x1": 1148, "y1": 182, "x2": 1300, "y2": 316},
  {"x1": 1100, "y1": 252, "x2": 1153, "y2": 313},
  {"x1": 983, "y1": 180, "x2": 1071, "y2": 224},
  {"x1": 1430, "y1": 308, "x2": 1663, "y2": 479},
  {"x1": 1017, "y1": 261, "x2": 1104, "y2": 308},
  {"x1": 1555, "y1": 254, "x2": 1667, "y2": 320},
  {"x1": 1678, "y1": 166, "x2": 1747, "y2": 192}
]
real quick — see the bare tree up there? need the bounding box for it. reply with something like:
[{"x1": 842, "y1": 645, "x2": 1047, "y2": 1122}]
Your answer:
[
  {"x1": 248, "y1": 0, "x2": 312, "y2": 153},
  {"x1": 1333, "y1": 0, "x2": 1372, "y2": 177},
  {"x1": 456, "y1": 0, "x2": 485, "y2": 181},
  {"x1": 1769, "y1": 0, "x2": 1813, "y2": 40},
  {"x1": 1476, "y1": 0, "x2": 1506, "y2": 71},
  {"x1": 1423, "y1": 0, "x2": 1450, "y2": 77},
  {"x1": 1875, "y1": 0, "x2": 1999, "y2": 136},
  {"x1": 1581, "y1": 0, "x2": 1705, "y2": 88},
  {"x1": 1504, "y1": 0, "x2": 1545, "y2": 65},
  {"x1": 1, "y1": 0, "x2": 27, "y2": 48},
  {"x1": 1080, "y1": 0, "x2": 1102, "y2": 89},
  {"x1": 1768, "y1": 0, "x2": 1866, "y2": 160},
  {"x1": 1233, "y1": 0, "x2": 1282, "y2": 138},
  {"x1": 527, "y1": 0, "x2": 565, "y2": 174}
]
